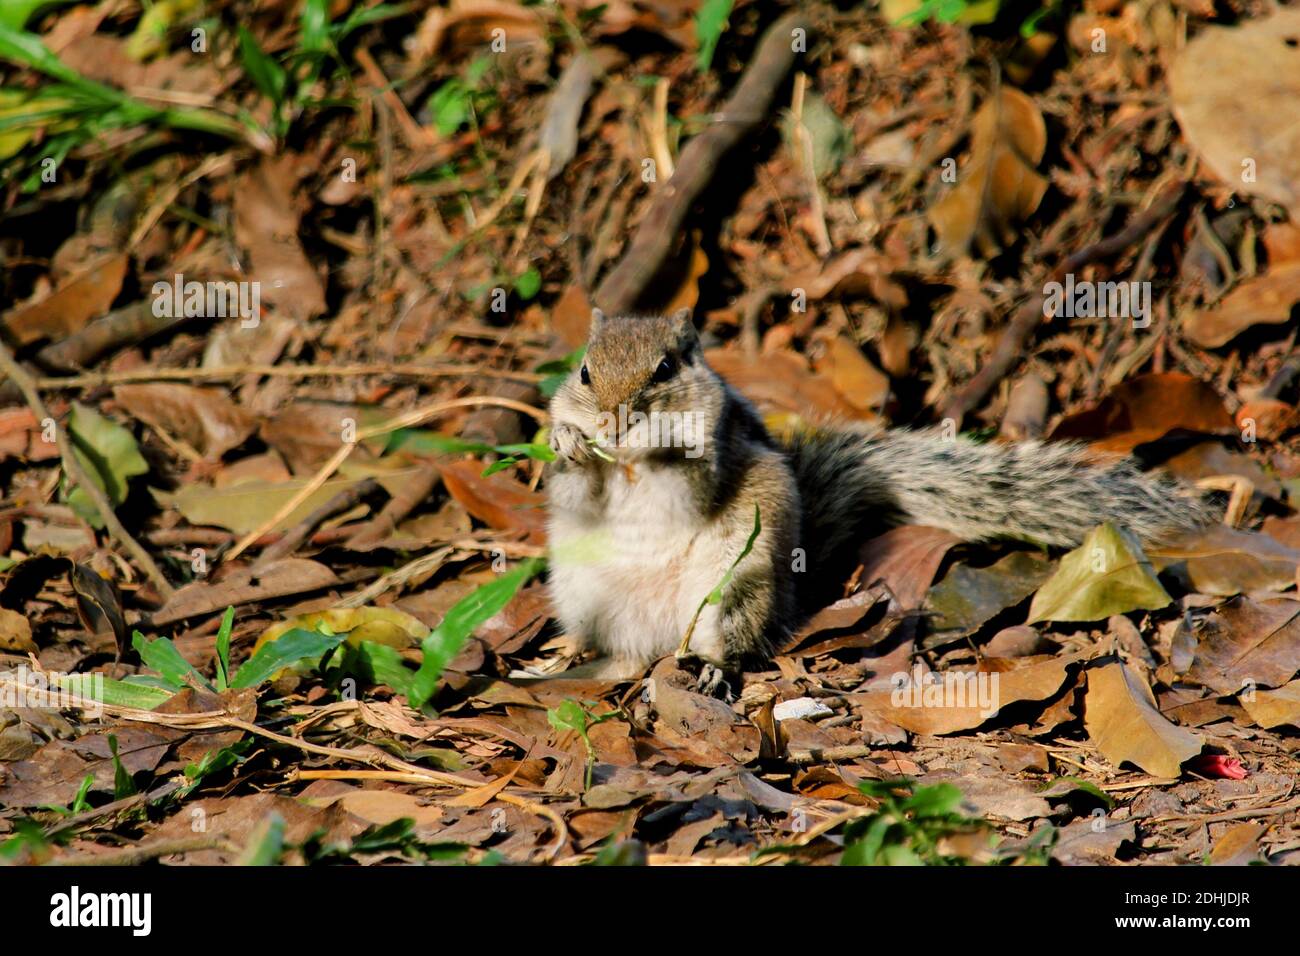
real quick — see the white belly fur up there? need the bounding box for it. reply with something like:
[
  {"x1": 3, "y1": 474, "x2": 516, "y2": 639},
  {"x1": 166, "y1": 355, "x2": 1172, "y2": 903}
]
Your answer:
[{"x1": 547, "y1": 463, "x2": 731, "y2": 667}]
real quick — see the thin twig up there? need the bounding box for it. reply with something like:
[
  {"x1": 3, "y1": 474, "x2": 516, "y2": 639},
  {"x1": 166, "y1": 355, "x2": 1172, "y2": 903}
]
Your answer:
[
  {"x1": 34, "y1": 362, "x2": 541, "y2": 390},
  {"x1": 222, "y1": 396, "x2": 547, "y2": 564},
  {"x1": 0, "y1": 341, "x2": 175, "y2": 598},
  {"x1": 594, "y1": 10, "x2": 811, "y2": 313}
]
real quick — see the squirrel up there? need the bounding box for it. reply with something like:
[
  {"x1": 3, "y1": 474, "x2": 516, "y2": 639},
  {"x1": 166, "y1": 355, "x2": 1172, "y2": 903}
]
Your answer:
[{"x1": 544, "y1": 308, "x2": 1214, "y2": 695}]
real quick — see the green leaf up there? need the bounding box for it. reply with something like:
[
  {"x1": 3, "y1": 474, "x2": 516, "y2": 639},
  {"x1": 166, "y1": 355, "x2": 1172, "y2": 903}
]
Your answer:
[
  {"x1": 238, "y1": 25, "x2": 287, "y2": 107},
  {"x1": 514, "y1": 267, "x2": 542, "y2": 301},
  {"x1": 1026, "y1": 522, "x2": 1171, "y2": 624},
  {"x1": 0, "y1": 0, "x2": 77, "y2": 30},
  {"x1": 107, "y1": 734, "x2": 137, "y2": 799},
  {"x1": 409, "y1": 557, "x2": 545, "y2": 709},
  {"x1": 132, "y1": 630, "x2": 210, "y2": 691},
  {"x1": 230, "y1": 627, "x2": 347, "y2": 690},
  {"x1": 237, "y1": 812, "x2": 285, "y2": 865},
  {"x1": 481, "y1": 456, "x2": 521, "y2": 477},
  {"x1": 547, "y1": 698, "x2": 589, "y2": 736},
  {"x1": 63, "y1": 402, "x2": 149, "y2": 528},
  {"x1": 215, "y1": 606, "x2": 234, "y2": 692},
  {"x1": 331, "y1": 2, "x2": 413, "y2": 42},
  {"x1": 536, "y1": 347, "x2": 586, "y2": 398},
  {"x1": 47, "y1": 672, "x2": 174, "y2": 710},
  {"x1": 300, "y1": 0, "x2": 331, "y2": 53},
  {"x1": 428, "y1": 79, "x2": 471, "y2": 137},
  {"x1": 356, "y1": 640, "x2": 416, "y2": 698},
  {"x1": 694, "y1": 0, "x2": 734, "y2": 71},
  {"x1": 902, "y1": 782, "x2": 963, "y2": 818}
]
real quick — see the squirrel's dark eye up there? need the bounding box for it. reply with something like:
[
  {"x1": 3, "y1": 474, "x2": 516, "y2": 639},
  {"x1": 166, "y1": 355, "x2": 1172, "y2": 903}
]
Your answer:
[
  {"x1": 580, "y1": 364, "x2": 591, "y2": 385},
  {"x1": 651, "y1": 356, "x2": 677, "y2": 384}
]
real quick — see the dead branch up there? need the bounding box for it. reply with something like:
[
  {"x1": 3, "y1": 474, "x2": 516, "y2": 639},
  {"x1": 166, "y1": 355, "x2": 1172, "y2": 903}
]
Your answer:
[{"x1": 593, "y1": 10, "x2": 812, "y2": 314}]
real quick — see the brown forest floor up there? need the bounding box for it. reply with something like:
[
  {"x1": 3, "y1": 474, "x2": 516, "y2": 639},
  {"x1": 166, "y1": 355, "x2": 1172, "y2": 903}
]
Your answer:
[{"x1": 0, "y1": 0, "x2": 1299, "y2": 865}]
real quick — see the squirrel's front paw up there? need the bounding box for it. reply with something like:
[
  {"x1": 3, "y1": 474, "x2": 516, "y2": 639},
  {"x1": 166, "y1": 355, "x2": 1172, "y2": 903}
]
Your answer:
[{"x1": 549, "y1": 422, "x2": 594, "y2": 465}]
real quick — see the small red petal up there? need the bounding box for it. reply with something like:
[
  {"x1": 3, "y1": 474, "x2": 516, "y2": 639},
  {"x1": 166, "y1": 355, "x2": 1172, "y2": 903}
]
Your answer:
[{"x1": 1189, "y1": 754, "x2": 1248, "y2": 779}]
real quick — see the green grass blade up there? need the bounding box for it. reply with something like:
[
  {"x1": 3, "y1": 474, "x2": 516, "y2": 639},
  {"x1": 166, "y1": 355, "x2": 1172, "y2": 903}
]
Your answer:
[
  {"x1": 132, "y1": 630, "x2": 209, "y2": 691},
  {"x1": 409, "y1": 557, "x2": 545, "y2": 709},
  {"x1": 230, "y1": 627, "x2": 347, "y2": 690},
  {"x1": 238, "y1": 25, "x2": 287, "y2": 108},
  {"x1": 215, "y1": 606, "x2": 234, "y2": 692},
  {"x1": 47, "y1": 672, "x2": 174, "y2": 710}
]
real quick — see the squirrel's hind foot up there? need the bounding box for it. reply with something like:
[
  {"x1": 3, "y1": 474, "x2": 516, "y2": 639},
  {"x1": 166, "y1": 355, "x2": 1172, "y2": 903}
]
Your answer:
[{"x1": 674, "y1": 652, "x2": 737, "y2": 701}]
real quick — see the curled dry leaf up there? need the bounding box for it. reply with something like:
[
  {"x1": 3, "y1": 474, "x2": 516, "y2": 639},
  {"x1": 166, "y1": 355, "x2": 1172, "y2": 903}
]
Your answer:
[
  {"x1": 1, "y1": 253, "x2": 127, "y2": 346},
  {"x1": 233, "y1": 156, "x2": 326, "y2": 320},
  {"x1": 1170, "y1": 9, "x2": 1300, "y2": 219},
  {"x1": 928, "y1": 88, "x2": 1048, "y2": 257},
  {"x1": 1084, "y1": 659, "x2": 1202, "y2": 778},
  {"x1": 854, "y1": 653, "x2": 1076, "y2": 736},
  {"x1": 1050, "y1": 371, "x2": 1235, "y2": 453},
  {"x1": 1181, "y1": 264, "x2": 1300, "y2": 348},
  {"x1": 1148, "y1": 523, "x2": 1300, "y2": 597},
  {"x1": 114, "y1": 384, "x2": 259, "y2": 459},
  {"x1": 1240, "y1": 679, "x2": 1300, "y2": 730},
  {"x1": 438, "y1": 459, "x2": 547, "y2": 544}
]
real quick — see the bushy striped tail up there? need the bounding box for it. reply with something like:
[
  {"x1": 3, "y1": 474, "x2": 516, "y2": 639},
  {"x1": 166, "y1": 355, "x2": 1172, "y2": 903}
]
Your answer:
[{"x1": 782, "y1": 426, "x2": 1215, "y2": 558}]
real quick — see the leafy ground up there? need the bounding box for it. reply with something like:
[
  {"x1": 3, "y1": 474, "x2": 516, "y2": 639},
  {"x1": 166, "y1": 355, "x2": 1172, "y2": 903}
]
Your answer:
[{"x1": 1, "y1": 0, "x2": 1299, "y2": 865}]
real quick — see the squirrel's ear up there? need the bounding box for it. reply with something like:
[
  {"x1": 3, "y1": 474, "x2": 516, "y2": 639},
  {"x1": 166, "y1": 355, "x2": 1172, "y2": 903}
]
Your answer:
[
  {"x1": 668, "y1": 307, "x2": 695, "y2": 338},
  {"x1": 588, "y1": 308, "x2": 605, "y2": 337}
]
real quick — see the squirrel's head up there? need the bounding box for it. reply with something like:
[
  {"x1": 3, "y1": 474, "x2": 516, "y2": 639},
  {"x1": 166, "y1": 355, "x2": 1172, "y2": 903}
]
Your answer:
[{"x1": 551, "y1": 308, "x2": 723, "y2": 458}]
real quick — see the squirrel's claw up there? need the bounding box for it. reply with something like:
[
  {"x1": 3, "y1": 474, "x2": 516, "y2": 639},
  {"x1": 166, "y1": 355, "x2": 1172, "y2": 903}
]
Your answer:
[
  {"x1": 549, "y1": 421, "x2": 593, "y2": 464},
  {"x1": 675, "y1": 652, "x2": 735, "y2": 701}
]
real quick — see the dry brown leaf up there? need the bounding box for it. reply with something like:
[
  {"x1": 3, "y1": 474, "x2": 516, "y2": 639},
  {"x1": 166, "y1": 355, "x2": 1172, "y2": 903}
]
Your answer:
[
  {"x1": 1235, "y1": 399, "x2": 1300, "y2": 442},
  {"x1": 114, "y1": 384, "x2": 259, "y2": 459},
  {"x1": 1050, "y1": 372, "x2": 1235, "y2": 452},
  {"x1": 151, "y1": 558, "x2": 340, "y2": 626},
  {"x1": 551, "y1": 284, "x2": 595, "y2": 347},
  {"x1": 1170, "y1": 9, "x2": 1300, "y2": 219},
  {"x1": 854, "y1": 654, "x2": 1075, "y2": 735},
  {"x1": 1182, "y1": 265, "x2": 1300, "y2": 348},
  {"x1": 1149, "y1": 524, "x2": 1300, "y2": 596},
  {"x1": 1, "y1": 254, "x2": 127, "y2": 346},
  {"x1": 233, "y1": 156, "x2": 326, "y2": 320},
  {"x1": 707, "y1": 348, "x2": 873, "y2": 422},
  {"x1": 1084, "y1": 660, "x2": 1202, "y2": 778},
  {"x1": 412, "y1": 0, "x2": 546, "y2": 57},
  {"x1": 1185, "y1": 595, "x2": 1300, "y2": 695},
  {"x1": 857, "y1": 525, "x2": 961, "y2": 610},
  {"x1": 1240, "y1": 679, "x2": 1300, "y2": 729},
  {"x1": 814, "y1": 336, "x2": 889, "y2": 413},
  {"x1": 0, "y1": 608, "x2": 35, "y2": 653},
  {"x1": 438, "y1": 459, "x2": 548, "y2": 545},
  {"x1": 928, "y1": 88, "x2": 1048, "y2": 257},
  {"x1": 0, "y1": 409, "x2": 60, "y2": 462},
  {"x1": 1209, "y1": 822, "x2": 1266, "y2": 865}
]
